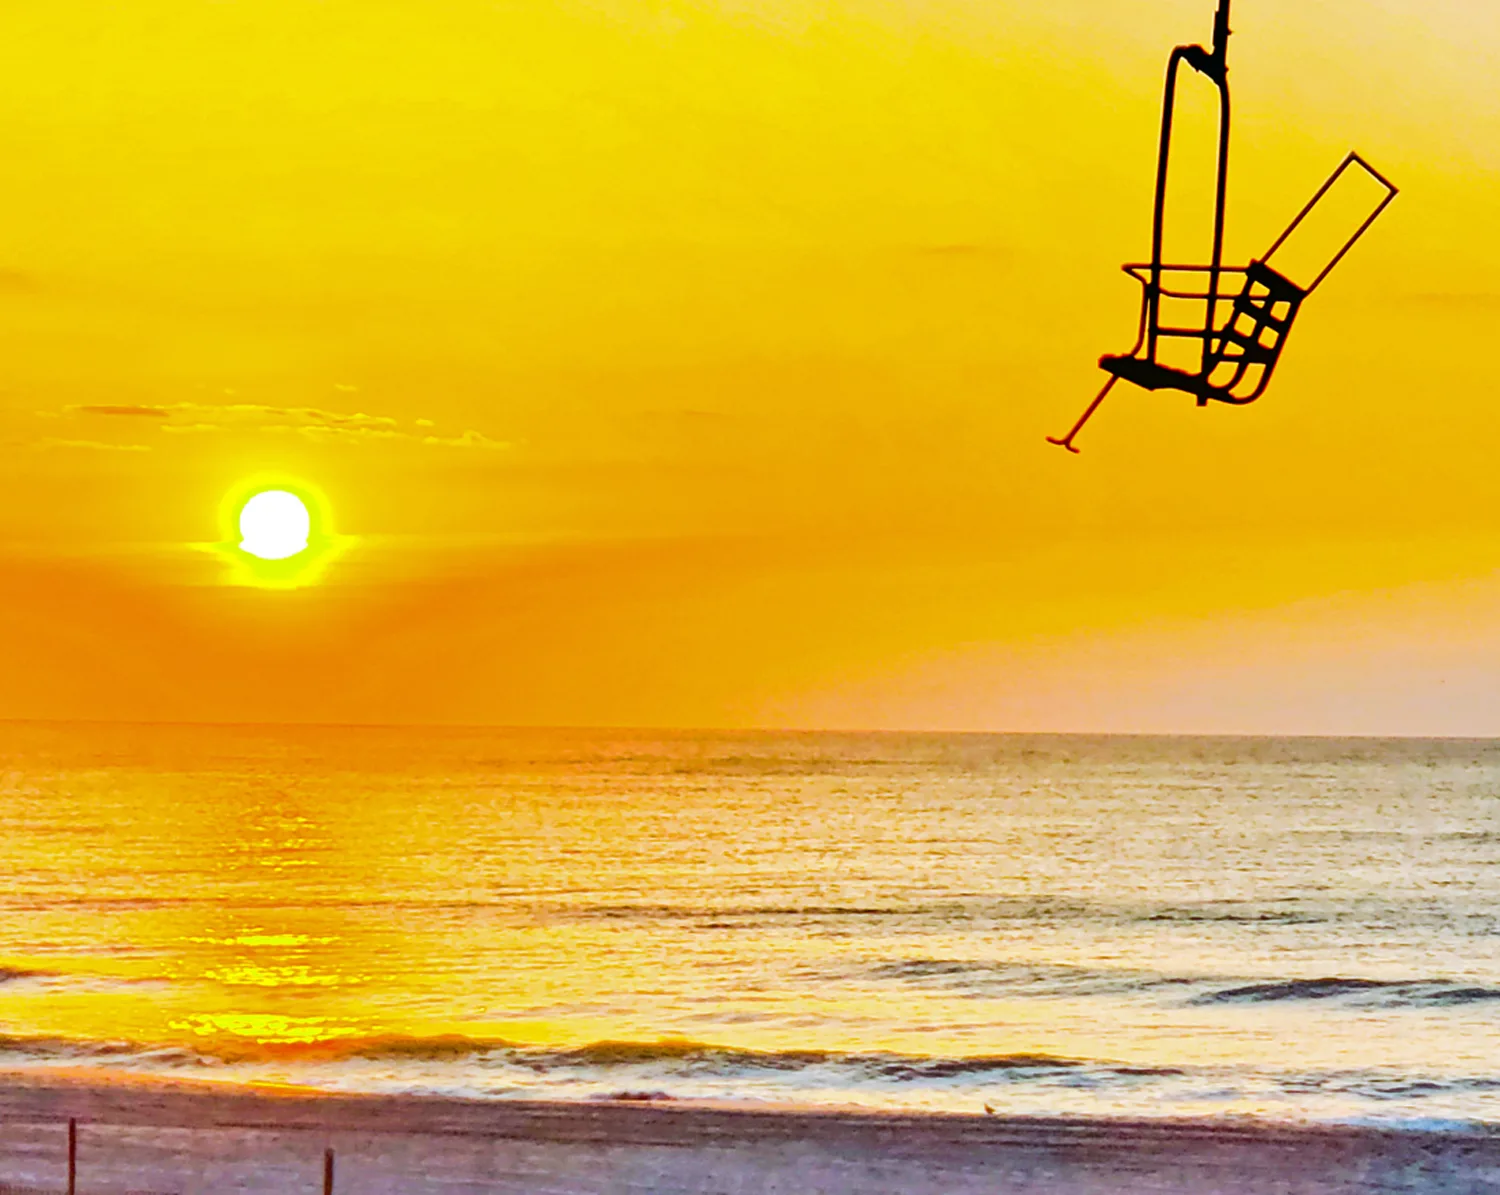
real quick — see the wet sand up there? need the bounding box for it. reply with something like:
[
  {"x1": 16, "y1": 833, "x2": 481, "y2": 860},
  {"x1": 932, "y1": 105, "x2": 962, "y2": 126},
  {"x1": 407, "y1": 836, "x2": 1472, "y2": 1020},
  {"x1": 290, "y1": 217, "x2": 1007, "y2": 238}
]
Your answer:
[{"x1": 0, "y1": 1072, "x2": 1497, "y2": 1194}]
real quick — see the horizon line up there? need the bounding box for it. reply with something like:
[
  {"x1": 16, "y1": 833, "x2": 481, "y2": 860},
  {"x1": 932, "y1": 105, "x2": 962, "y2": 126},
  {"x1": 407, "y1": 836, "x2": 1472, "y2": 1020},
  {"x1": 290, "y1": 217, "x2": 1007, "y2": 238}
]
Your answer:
[{"x1": 0, "y1": 717, "x2": 1496, "y2": 743}]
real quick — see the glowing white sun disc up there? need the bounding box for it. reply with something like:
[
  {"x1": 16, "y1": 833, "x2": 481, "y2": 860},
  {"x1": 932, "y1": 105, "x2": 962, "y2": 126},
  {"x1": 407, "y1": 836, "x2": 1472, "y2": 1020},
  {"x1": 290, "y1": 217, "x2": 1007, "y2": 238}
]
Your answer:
[{"x1": 239, "y1": 490, "x2": 311, "y2": 560}]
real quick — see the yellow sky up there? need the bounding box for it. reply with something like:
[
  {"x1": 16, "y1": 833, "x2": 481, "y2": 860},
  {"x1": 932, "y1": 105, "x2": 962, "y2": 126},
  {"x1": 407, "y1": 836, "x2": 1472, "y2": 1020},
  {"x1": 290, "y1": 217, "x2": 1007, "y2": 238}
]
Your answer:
[{"x1": 0, "y1": 0, "x2": 1498, "y2": 731}]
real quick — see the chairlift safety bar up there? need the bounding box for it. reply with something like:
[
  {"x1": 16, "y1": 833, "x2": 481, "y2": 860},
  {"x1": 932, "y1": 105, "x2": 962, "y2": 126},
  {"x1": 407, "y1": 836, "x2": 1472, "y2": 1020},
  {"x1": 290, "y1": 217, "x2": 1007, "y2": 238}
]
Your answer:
[{"x1": 1261, "y1": 152, "x2": 1399, "y2": 295}]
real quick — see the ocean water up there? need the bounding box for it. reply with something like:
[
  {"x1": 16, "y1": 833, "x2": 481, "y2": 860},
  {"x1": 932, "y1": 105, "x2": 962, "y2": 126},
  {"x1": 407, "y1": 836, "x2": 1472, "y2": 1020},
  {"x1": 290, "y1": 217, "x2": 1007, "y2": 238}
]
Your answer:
[{"x1": 0, "y1": 722, "x2": 1498, "y2": 1127}]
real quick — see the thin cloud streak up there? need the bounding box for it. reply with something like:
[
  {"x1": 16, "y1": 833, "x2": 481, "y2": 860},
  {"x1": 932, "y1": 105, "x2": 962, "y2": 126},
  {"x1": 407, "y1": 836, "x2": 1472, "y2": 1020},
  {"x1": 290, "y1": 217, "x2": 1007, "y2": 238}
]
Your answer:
[
  {"x1": 64, "y1": 403, "x2": 508, "y2": 450},
  {"x1": 32, "y1": 438, "x2": 151, "y2": 453}
]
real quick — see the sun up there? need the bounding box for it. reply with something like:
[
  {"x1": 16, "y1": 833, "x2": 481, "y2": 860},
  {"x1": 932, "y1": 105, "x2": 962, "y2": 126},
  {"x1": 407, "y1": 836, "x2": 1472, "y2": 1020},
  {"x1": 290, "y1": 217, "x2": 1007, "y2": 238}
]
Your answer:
[
  {"x1": 214, "y1": 478, "x2": 346, "y2": 588},
  {"x1": 238, "y1": 490, "x2": 311, "y2": 560}
]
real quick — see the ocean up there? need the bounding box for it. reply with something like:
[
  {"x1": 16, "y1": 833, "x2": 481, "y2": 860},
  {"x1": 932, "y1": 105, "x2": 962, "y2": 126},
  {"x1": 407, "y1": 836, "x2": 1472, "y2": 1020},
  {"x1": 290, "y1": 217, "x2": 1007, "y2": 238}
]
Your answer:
[{"x1": 0, "y1": 723, "x2": 1497, "y2": 1129}]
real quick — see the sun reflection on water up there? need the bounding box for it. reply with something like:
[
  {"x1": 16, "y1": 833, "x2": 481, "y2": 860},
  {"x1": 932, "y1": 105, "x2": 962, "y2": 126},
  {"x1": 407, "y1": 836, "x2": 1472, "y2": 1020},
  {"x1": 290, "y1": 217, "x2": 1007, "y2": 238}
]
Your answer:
[
  {"x1": 202, "y1": 964, "x2": 342, "y2": 989},
  {"x1": 169, "y1": 1014, "x2": 361, "y2": 1045},
  {"x1": 188, "y1": 934, "x2": 336, "y2": 948}
]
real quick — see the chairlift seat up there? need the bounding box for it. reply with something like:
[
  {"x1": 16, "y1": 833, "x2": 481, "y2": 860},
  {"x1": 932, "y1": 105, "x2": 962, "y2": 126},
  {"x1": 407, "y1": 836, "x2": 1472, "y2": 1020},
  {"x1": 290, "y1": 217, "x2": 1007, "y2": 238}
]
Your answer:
[
  {"x1": 1098, "y1": 354, "x2": 1204, "y2": 396},
  {"x1": 1102, "y1": 257, "x2": 1309, "y2": 407}
]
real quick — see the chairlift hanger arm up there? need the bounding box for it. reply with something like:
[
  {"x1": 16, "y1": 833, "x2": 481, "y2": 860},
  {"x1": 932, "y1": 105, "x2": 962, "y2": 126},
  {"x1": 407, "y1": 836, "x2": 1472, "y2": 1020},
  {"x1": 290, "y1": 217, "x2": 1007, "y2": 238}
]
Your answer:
[
  {"x1": 1049, "y1": 0, "x2": 1232, "y2": 453},
  {"x1": 1178, "y1": 0, "x2": 1232, "y2": 78},
  {"x1": 1148, "y1": 15, "x2": 1231, "y2": 368},
  {"x1": 1213, "y1": 0, "x2": 1232, "y2": 65},
  {"x1": 1151, "y1": 47, "x2": 1231, "y2": 259}
]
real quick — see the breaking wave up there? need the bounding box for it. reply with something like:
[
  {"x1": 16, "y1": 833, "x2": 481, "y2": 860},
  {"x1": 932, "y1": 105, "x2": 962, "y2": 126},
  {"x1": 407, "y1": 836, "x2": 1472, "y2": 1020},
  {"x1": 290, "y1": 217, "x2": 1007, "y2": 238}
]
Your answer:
[
  {"x1": 868, "y1": 958, "x2": 1500, "y2": 1010},
  {"x1": 0, "y1": 1031, "x2": 1175, "y2": 1081},
  {"x1": 865, "y1": 958, "x2": 1199, "y2": 999},
  {"x1": 2, "y1": 1032, "x2": 1499, "y2": 1124},
  {"x1": 1191, "y1": 978, "x2": 1500, "y2": 1008},
  {"x1": 0, "y1": 967, "x2": 50, "y2": 984}
]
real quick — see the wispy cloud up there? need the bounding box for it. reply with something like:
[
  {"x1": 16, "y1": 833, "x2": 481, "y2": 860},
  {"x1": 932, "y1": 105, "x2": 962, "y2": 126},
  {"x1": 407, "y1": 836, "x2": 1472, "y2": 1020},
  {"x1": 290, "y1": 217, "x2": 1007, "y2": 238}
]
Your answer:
[
  {"x1": 75, "y1": 405, "x2": 170, "y2": 418},
  {"x1": 421, "y1": 428, "x2": 508, "y2": 449},
  {"x1": 63, "y1": 402, "x2": 508, "y2": 450},
  {"x1": 33, "y1": 437, "x2": 151, "y2": 453}
]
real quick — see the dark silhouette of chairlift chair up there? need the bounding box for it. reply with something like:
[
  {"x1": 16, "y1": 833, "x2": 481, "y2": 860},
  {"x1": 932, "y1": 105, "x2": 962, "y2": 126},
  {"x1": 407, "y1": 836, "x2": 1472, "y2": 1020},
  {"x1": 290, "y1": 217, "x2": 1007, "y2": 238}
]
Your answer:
[{"x1": 1047, "y1": 0, "x2": 1398, "y2": 453}]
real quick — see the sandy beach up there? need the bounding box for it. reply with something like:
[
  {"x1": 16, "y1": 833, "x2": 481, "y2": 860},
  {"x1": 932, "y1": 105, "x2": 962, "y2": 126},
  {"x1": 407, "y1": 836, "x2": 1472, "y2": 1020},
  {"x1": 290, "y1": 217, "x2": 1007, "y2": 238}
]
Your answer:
[{"x1": 0, "y1": 1073, "x2": 1494, "y2": 1195}]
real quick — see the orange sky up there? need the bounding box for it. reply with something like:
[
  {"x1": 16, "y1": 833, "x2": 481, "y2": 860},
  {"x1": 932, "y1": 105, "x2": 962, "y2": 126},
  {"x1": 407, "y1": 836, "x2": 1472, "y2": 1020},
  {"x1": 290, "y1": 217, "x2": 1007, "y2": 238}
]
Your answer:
[{"x1": 1, "y1": 0, "x2": 1498, "y2": 732}]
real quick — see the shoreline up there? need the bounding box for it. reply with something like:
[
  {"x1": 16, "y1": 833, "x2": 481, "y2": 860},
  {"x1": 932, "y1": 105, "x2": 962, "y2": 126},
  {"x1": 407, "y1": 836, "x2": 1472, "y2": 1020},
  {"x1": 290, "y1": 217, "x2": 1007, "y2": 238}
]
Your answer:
[
  {"x1": 7, "y1": 1065, "x2": 1500, "y2": 1138},
  {"x1": 0, "y1": 1072, "x2": 1497, "y2": 1193}
]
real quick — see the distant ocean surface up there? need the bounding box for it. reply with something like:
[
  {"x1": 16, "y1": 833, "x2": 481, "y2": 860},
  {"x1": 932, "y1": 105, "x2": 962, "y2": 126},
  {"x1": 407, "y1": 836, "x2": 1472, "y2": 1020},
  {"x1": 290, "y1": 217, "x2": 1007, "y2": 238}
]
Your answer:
[{"x1": 0, "y1": 723, "x2": 1498, "y2": 1128}]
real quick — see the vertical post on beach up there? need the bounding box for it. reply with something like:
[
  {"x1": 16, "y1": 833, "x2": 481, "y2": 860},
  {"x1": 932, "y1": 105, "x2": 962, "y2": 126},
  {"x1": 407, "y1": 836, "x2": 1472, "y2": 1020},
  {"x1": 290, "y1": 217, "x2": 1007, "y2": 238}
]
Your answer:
[
  {"x1": 324, "y1": 1147, "x2": 335, "y2": 1195},
  {"x1": 67, "y1": 1118, "x2": 76, "y2": 1195}
]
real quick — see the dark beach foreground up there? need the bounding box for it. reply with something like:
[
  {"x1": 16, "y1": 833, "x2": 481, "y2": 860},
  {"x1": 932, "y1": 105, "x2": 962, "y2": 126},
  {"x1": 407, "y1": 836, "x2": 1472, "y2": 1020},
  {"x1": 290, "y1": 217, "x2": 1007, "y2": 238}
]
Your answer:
[{"x1": 0, "y1": 1074, "x2": 1497, "y2": 1194}]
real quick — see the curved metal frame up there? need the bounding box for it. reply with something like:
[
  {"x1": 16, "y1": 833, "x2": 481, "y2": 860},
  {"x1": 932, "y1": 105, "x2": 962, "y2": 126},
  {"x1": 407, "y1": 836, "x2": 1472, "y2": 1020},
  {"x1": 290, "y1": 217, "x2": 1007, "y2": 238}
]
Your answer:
[
  {"x1": 1148, "y1": 2, "x2": 1233, "y2": 376},
  {"x1": 1048, "y1": 0, "x2": 1233, "y2": 453}
]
